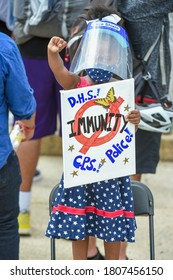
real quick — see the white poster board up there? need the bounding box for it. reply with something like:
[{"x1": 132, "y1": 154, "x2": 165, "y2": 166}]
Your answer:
[{"x1": 61, "y1": 78, "x2": 136, "y2": 188}]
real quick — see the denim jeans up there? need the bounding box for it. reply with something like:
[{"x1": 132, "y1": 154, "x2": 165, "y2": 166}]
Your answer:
[{"x1": 0, "y1": 151, "x2": 21, "y2": 260}]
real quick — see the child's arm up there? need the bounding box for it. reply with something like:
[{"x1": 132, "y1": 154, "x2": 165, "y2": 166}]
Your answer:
[
  {"x1": 47, "y1": 37, "x2": 80, "y2": 89},
  {"x1": 125, "y1": 109, "x2": 141, "y2": 131}
]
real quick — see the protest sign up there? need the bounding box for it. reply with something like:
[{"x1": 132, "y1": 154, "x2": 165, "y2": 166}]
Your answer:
[{"x1": 61, "y1": 78, "x2": 135, "y2": 188}]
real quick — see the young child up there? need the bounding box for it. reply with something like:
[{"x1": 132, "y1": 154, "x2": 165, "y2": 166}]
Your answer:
[{"x1": 46, "y1": 6, "x2": 140, "y2": 260}]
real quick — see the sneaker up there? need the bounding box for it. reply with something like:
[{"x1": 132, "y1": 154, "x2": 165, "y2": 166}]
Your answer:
[
  {"x1": 33, "y1": 169, "x2": 42, "y2": 182},
  {"x1": 18, "y1": 212, "x2": 31, "y2": 236}
]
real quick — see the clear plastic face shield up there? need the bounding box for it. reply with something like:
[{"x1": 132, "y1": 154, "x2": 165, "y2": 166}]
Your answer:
[{"x1": 69, "y1": 16, "x2": 133, "y2": 80}]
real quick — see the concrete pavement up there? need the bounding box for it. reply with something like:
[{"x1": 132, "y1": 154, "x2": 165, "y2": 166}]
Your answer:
[{"x1": 19, "y1": 155, "x2": 173, "y2": 260}]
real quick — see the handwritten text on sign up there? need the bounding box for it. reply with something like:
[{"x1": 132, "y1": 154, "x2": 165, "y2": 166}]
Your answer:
[{"x1": 61, "y1": 79, "x2": 135, "y2": 188}]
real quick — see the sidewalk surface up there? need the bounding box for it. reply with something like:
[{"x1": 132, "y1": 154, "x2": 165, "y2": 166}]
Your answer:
[{"x1": 19, "y1": 156, "x2": 173, "y2": 260}]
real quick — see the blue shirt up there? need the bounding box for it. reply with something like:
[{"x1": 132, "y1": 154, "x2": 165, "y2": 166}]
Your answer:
[{"x1": 0, "y1": 32, "x2": 36, "y2": 169}]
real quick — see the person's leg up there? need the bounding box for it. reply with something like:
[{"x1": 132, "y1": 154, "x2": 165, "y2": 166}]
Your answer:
[
  {"x1": 104, "y1": 241, "x2": 120, "y2": 260},
  {"x1": 0, "y1": 151, "x2": 21, "y2": 260},
  {"x1": 72, "y1": 237, "x2": 89, "y2": 260},
  {"x1": 17, "y1": 139, "x2": 41, "y2": 193},
  {"x1": 87, "y1": 236, "x2": 105, "y2": 259},
  {"x1": 119, "y1": 242, "x2": 128, "y2": 260},
  {"x1": 87, "y1": 236, "x2": 99, "y2": 258},
  {"x1": 17, "y1": 139, "x2": 41, "y2": 235}
]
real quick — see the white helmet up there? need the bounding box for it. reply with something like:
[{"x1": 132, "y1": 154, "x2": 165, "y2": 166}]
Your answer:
[{"x1": 136, "y1": 103, "x2": 173, "y2": 133}]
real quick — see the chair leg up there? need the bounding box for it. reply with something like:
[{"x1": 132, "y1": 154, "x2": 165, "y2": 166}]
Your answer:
[
  {"x1": 51, "y1": 238, "x2": 56, "y2": 260},
  {"x1": 149, "y1": 216, "x2": 155, "y2": 260}
]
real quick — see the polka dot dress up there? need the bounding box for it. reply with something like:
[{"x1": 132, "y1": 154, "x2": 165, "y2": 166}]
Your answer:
[{"x1": 46, "y1": 175, "x2": 136, "y2": 242}]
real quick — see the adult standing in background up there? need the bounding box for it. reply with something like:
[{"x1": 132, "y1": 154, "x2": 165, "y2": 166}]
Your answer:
[
  {"x1": 12, "y1": 0, "x2": 90, "y2": 235},
  {"x1": 116, "y1": 0, "x2": 173, "y2": 259},
  {"x1": 0, "y1": 31, "x2": 36, "y2": 260}
]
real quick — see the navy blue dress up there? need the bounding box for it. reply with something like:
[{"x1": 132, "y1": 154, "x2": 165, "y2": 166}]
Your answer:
[{"x1": 46, "y1": 175, "x2": 136, "y2": 242}]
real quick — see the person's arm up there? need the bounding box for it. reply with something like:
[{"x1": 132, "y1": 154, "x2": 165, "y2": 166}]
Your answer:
[
  {"x1": 7, "y1": 59, "x2": 36, "y2": 140},
  {"x1": 3, "y1": 37, "x2": 37, "y2": 140},
  {"x1": 47, "y1": 36, "x2": 80, "y2": 89}
]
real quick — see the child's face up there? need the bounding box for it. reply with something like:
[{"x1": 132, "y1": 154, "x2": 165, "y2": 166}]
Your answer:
[{"x1": 85, "y1": 34, "x2": 121, "y2": 74}]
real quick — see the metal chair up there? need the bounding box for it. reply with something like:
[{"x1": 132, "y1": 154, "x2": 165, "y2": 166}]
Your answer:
[
  {"x1": 49, "y1": 184, "x2": 59, "y2": 260},
  {"x1": 49, "y1": 180, "x2": 155, "y2": 260},
  {"x1": 131, "y1": 180, "x2": 155, "y2": 260}
]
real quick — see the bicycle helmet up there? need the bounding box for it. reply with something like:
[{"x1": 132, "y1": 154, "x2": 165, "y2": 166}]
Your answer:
[{"x1": 136, "y1": 103, "x2": 173, "y2": 133}]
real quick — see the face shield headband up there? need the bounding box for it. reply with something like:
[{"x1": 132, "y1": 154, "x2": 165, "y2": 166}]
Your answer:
[{"x1": 69, "y1": 18, "x2": 133, "y2": 80}]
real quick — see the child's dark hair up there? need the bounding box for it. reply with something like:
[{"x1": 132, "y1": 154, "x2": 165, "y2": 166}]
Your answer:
[
  {"x1": 68, "y1": 5, "x2": 123, "y2": 61},
  {"x1": 86, "y1": 5, "x2": 122, "y2": 22}
]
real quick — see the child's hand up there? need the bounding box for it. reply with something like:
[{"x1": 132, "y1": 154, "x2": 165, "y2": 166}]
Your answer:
[
  {"x1": 48, "y1": 36, "x2": 67, "y2": 54},
  {"x1": 125, "y1": 109, "x2": 141, "y2": 125}
]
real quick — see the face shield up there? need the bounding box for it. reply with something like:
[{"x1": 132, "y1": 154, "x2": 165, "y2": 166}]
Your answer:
[{"x1": 69, "y1": 17, "x2": 133, "y2": 80}]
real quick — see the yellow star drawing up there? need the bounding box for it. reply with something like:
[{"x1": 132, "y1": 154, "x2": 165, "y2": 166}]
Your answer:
[
  {"x1": 123, "y1": 157, "x2": 129, "y2": 164},
  {"x1": 101, "y1": 158, "x2": 106, "y2": 165},
  {"x1": 71, "y1": 170, "x2": 78, "y2": 177},
  {"x1": 124, "y1": 104, "x2": 131, "y2": 111},
  {"x1": 68, "y1": 145, "x2": 74, "y2": 152}
]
